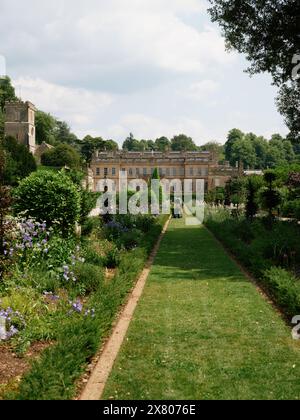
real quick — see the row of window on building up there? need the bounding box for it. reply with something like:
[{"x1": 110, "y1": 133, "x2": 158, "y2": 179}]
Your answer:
[{"x1": 95, "y1": 167, "x2": 209, "y2": 177}]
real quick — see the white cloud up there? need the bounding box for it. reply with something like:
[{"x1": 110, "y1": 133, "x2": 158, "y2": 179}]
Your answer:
[
  {"x1": 184, "y1": 79, "x2": 219, "y2": 100},
  {"x1": 0, "y1": 0, "x2": 287, "y2": 144},
  {"x1": 0, "y1": 0, "x2": 233, "y2": 92},
  {"x1": 13, "y1": 77, "x2": 114, "y2": 128}
]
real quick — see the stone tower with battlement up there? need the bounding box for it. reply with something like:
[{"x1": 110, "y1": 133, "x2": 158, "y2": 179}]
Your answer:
[{"x1": 4, "y1": 100, "x2": 36, "y2": 154}]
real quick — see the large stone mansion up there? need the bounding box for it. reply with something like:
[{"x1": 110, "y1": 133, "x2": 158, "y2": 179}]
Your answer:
[
  {"x1": 90, "y1": 151, "x2": 239, "y2": 193},
  {"x1": 4, "y1": 100, "x2": 239, "y2": 192}
]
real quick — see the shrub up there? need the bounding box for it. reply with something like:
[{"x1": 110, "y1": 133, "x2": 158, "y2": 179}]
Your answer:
[
  {"x1": 41, "y1": 144, "x2": 81, "y2": 169},
  {"x1": 13, "y1": 170, "x2": 81, "y2": 235},
  {"x1": 264, "y1": 267, "x2": 300, "y2": 317}
]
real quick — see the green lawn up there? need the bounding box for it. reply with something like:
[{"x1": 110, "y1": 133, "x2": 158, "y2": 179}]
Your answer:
[{"x1": 103, "y1": 219, "x2": 300, "y2": 400}]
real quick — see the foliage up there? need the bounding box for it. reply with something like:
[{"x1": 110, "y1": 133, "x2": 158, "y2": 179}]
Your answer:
[
  {"x1": 263, "y1": 267, "x2": 300, "y2": 318},
  {"x1": 224, "y1": 129, "x2": 296, "y2": 170},
  {"x1": 200, "y1": 141, "x2": 225, "y2": 163},
  {"x1": 208, "y1": 0, "x2": 300, "y2": 141},
  {"x1": 155, "y1": 136, "x2": 170, "y2": 152},
  {"x1": 35, "y1": 111, "x2": 57, "y2": 145},
  {"x1": 205, "y1": 208, "x2": 300, "y2": 317},
  {"x1": 0, "y1": 76, "x2": 17, "y2": 112},
  {"x1": 3, "y1": 136, "x2": 37, "y2": 185},
  {"x1": 260, "y1": 171, "x2": 282, "y2": 222},
  {"x1": 41, "y1": 143, "x2": 81, "y2": 169},
  {"x1": 81, "y1": 135, "x2": 118, "y2": 163},
  {"x1": 7, "y1": 215, "x2": 167, "y2": 400},
  {"x1": 171, "y1": 134, "x2": 198, "y2": 152},
  {"x1": 245, "y1": 177, "x2": 261, "y2": 221},
  {"x1": 13, "y1": 170, "x2": 81, "y2": 235}
]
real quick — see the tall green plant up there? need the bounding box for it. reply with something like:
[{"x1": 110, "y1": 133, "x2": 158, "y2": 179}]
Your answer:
[{"x1": 13, "y1": 170, "x2": 81, "y2": 236}]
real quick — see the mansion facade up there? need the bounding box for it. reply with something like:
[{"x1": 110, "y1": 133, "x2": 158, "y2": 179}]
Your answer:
[{"x1": 90, "y1": 150, "x2": 239, "y2": 193}]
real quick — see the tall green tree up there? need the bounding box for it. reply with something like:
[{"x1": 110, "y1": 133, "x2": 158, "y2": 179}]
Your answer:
[
  {"x1": 122, "y1": 133, "x2": 142, "y2": 151},
  {"x1": 171, "y1": 134, "x2": 197, "y2": 152},
  {"x1": 0, "y1": 76, "x2": 17, "y2": 112},
  {"x1": 201, "y1": 141, "x2": 225, "y2": 162},
  {"x1": 208, "y1": 0, "x2": 300, "y2": 143},
  {"x1": 54, "y1": 120, "x2": 78, "y2": 148},
  {"x1": 35, "y1": 110, "x2": 57, "y2": 145},
  {"x1": 230, "y1": 138, "x2": 257, "y2": 169},
  {"x1": 225, "y1": 129, "x2": 244, "y2": 164},
  {"x1": 155, "y1": 136, "x2": 170, "y2": 152}
]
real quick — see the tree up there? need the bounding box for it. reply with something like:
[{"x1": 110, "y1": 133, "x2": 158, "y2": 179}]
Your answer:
[
  {"x1": 208, "y1": 0, "x2": 300, "y2": 141},
  {"x1": 0, "y1": 76, "x2": 17, "y2": 112},
  {"x1": 3, "y1": 136, "x2": 37, "y2": 185},
  {"x1": 146, "y1": 140, "x2": 156, "y2": 151},
  {"x1": 35, "y1": 111, "x2": 57, "y2": 145},
  {"x1": 41, "y1": 144, "x2": 81, "y2": 169},
  {"x1": 261, "y1": 171, "x2": 282, "y2": 223},
  {"x1": 54, "y1": 120, "x2": 78, "y2": 148},
  {"x1": 253, "y1": 136, "x2": 268, "y2": 169},
  {"x1": 225, "y1": 177, "x2": 246, "y2": 209},
  {"x1": 231, "y1": 138, "x2": 257, "y2": 169},
  {"x1": 225, "y1": 129, "x2": 244, "y2": 164},
  {"x1": 81, "y1": 136, "x2": 106, "y2": 163},
  {"x1": 277, "y1": 81, "x2": 300, "y2": 145},
  {"x1": 105, "y1": 139, "x2": 119, "y2": 151},
  {"x1": 171, "y1": 134, "x2": 198, "y2": 152},
  {"x1": 155, "y1": 137, "x2": 170, "y2": 152},
  {"x1": 122, "y1": 133, "x2": 142, "y2": 151},
  {"x1": 201, "y1": 142, "x2": 225, "y2": 162},
  {"x1": 0, "y1": 77, "x2": 17, "y2": 139},
  {"x1": 245, "y1": 176, "x2": 262, "y2": 221},
  {"x1": 208, "y1": 1, "x2": 299, "y2": 84},
  {"x1": 81, "y1": 136, "x2": 119, "y2": 163}
]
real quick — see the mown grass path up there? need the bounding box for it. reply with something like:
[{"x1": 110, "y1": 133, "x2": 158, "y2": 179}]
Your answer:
[{"x1": 103, "y1": 219, "x2": 300, "y2": 400}]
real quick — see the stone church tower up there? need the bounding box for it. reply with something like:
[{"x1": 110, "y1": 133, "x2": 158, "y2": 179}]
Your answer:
[{"x1": 4, "y1": 100, "x2": 36, "y2": 154}]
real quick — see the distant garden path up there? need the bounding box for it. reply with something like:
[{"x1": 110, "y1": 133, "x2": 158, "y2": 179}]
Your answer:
[{"x1": 103, "y1": 219, "x2": 300, "y2": 400}]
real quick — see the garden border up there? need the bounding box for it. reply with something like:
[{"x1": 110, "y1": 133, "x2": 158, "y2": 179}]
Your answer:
[
  {"x1": 79, "y1": 216, "x2": 171, "y2": 401},
  {"x1": 204, "y1": 226, "x2": 291, "y2": 326}
]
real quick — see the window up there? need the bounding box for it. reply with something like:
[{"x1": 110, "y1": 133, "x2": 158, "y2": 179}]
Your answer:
[
  {"x1": 173, "y1": 168, "x2": 177, "y2": 176},
  {"x1": 136, "y1": 168, "x2": 140, "y2": 176},
  {"x1": 112, "y1": 168, "x2": 116, "y2": 176},
  {"x1": 190, "y1": 168, "x2": 194, "y2": 176},
  {"x1": 104, "y1": 168, "x2": 108, "y2": 176},
  {"x1": 129, "y1": 168, "x2": 133, "y2": 176},
  {"x1": 202, "y1": 168, "x2": 208, "y2": 177},
  {"x1": 166, "y1": 168, "x2": 170, "y2": 176},
  {"x1": 143, "y1": 168, "x2": 147, "y2": 176},
  {"x1": 96, "y1": 168, "x2": 100, "y2": 176}
]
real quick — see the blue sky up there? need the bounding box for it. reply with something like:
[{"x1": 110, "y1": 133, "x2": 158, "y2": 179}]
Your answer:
[{"x1": 0, "y1": 0, "x2": 288, "y2": 145}]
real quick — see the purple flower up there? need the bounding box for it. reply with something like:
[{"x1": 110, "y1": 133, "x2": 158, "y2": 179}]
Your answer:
[{"x1": 71, "y1": 300, "x2": 83, "y2": 314}]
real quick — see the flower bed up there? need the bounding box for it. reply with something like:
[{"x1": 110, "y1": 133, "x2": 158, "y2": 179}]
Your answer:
[{"x1": 0, "y1": 213, "x2": 168, "y2": 400}]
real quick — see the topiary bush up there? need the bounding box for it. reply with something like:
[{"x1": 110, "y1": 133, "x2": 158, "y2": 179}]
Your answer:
[{"x1": 13, "y1": 170, "x2": 81, "y2": 235}]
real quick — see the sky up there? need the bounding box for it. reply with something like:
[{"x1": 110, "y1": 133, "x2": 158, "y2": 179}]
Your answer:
[{"x1": 0, "y1": 0, "x2": 288, "y2": 146}]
